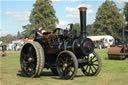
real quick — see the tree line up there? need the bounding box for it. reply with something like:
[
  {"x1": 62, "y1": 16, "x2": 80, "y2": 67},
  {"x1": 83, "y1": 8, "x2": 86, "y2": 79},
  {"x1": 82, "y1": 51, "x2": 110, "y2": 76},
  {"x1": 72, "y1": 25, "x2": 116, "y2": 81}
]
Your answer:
[
  {"x1": 75, "y1": 1, "x2": 127, "y2": 40},
  {"x1": 1, "y1": 0, "x2": 128, "y2": 44},
  {"x1": 19, "y1": 0, "x2": 128, "y2": 39}
]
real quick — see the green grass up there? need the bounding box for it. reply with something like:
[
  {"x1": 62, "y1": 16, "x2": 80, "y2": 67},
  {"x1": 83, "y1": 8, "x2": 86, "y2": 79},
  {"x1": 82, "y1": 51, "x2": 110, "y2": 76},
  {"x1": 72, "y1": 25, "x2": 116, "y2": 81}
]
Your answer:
[{"x1": 0, "y1": 49, "x2": 128, "y2": 85}]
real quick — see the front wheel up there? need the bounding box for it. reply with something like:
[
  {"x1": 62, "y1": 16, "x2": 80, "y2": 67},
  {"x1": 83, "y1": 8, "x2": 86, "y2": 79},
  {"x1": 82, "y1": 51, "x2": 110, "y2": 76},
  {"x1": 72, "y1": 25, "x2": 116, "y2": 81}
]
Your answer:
[
  {"x1": 81, "y1": 51, "x2": 102, "y2": 76},
  {"x1": 56, "y1": 50, "x2": 78, "y2": 80}
]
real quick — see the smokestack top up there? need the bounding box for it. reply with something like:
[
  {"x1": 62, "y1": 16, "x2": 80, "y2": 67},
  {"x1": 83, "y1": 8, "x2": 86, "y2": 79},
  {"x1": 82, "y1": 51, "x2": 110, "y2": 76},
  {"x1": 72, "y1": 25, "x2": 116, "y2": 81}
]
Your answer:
[{"x1": 79, "y1": 7, "x2": 87, "y2": 11}]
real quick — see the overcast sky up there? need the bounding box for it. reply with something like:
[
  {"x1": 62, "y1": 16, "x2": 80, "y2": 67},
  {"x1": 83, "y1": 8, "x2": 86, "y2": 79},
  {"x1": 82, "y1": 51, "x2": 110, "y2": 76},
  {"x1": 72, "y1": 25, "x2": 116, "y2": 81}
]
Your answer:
[{"x1": 0, "y1": 0, "x2": 127, "y2": 37}]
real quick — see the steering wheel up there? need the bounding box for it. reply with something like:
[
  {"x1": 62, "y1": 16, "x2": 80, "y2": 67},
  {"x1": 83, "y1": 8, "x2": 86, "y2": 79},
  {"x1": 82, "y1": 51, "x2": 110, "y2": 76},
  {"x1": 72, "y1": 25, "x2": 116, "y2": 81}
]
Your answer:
[
  {"x1": 53, "y1": 28, "x2": 64, "y2": 35},
  {"x1": 53, "y1": 28, "x2": 64, "y2": 43}
]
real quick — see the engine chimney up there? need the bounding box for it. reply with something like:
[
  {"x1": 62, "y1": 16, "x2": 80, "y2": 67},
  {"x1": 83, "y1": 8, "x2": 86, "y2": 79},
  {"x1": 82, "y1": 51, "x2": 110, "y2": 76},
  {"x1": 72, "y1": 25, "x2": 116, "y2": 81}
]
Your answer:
[
  {"x1": 79, "y1": 7, "x2": 87, "y2": 38},
  {"x1": 122, "y1": 28, "x2": 125, "y2": 45}
]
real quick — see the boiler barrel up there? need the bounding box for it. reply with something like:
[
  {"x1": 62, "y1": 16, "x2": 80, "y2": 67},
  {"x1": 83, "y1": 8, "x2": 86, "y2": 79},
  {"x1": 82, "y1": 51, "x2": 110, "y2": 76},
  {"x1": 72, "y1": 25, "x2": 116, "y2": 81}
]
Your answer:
[{"x1": 47, "y1": 38, "x2": 94, "y2": 58}]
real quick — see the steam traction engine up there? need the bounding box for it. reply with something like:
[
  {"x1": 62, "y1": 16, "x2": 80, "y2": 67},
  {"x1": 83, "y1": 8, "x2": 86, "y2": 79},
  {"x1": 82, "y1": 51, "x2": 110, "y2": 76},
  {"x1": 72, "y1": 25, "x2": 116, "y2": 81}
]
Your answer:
[{"x1": 20, "y1": 7, "x2": 102, "y2": 80}]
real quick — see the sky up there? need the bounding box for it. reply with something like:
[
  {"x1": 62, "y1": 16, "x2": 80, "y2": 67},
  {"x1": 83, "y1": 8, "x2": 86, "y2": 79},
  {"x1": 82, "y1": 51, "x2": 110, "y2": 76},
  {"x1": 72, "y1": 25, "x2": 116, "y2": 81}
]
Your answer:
[{"x1": 0, "y1": 0, "x2": 128, "y2": 37}]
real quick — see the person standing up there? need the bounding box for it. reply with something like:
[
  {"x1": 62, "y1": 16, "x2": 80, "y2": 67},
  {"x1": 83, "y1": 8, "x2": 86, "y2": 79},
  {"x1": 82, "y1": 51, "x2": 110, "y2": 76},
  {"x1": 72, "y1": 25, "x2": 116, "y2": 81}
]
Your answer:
[{"x1": 1, "y1": 46, "x2": 7, "y2": 57}]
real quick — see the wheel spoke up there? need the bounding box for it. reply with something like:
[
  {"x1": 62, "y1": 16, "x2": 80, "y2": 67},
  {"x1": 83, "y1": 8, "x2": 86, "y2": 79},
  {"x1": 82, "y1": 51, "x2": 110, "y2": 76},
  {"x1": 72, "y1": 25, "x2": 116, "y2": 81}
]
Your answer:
[
  {"x1": 85, "y1": 65, "x2": 89, "y2": 71},
  {"x1": 92, "y1": 65, "x2": 97, "y2": 71},
  {"x1": 64, "y1": 67, "x2": 68, "y2": 75},
  {"x1": 31, "y1": 49, "x2": 36, "y2": 59},
  {"x1": 91, "y1": 55, "x2": 96, "y2": 61},
  {"x1": 59, "y1": 57, "x2": 64, "y2": 64},
  {"x1": 63, "y1": 55, "x2": 67, "y2": 61},
  {"x1": 22, "y1": 53, "x2": 28, "y2": 61},
  {"x1": 93, "y1": 59, "x2": 98, "y2": 63},
  {"x1": 67, "y1": 67, "x2": 73, "y2": 75},
  {"x1": 93, "y1": 64, "x2": 99, "y2": 66},
  {"x1": 88, "y1": 66, "x2": 91, "y2": 73},
  {"x1": 90, "y1": 66, "x2": 94, "y2": 73},
  {"x1": 28, "y1": 46, "x2": 32, "y2": 57},
  {"x1": 87, "y1": 56, "x2": 89, "y2": 61},
  {"x1": 67, "y1": 60, "x2": 73, "y2": 66}
]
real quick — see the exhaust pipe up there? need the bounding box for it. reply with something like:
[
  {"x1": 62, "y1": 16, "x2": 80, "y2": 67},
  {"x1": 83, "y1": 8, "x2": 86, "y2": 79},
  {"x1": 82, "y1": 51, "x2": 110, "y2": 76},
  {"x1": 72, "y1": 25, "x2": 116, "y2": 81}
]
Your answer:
[
  {"x1": 122, "y1": 28, "x2": 125, "y2": 45},
  {"x1": 79, "y1": 7, "x2": 87, "y2": 38}
]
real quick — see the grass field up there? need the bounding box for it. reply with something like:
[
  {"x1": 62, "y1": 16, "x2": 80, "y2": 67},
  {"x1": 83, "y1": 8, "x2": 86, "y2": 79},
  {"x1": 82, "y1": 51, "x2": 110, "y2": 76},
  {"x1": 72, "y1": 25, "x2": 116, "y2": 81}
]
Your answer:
[{"x1": 0, "y1": 49, "x2": 128, "y2": 85}]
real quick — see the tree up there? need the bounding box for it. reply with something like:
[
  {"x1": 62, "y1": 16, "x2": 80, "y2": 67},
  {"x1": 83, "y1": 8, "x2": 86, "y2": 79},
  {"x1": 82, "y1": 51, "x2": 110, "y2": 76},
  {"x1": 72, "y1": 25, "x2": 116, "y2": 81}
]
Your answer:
[
  {"x1": 124, "y1": 2, "x2": 128, "y2": 23},
  {"x1": 86, "y1": 24, "x2": 95, "y2": 36},
  {"x1": 23, "y1": 0, "x2": 58, "y2": 38},
  {"x1": 72, "y1": 23, "x2": 95, "y2": 37},
  {"x1": 93, "y1": 0, "x2": 125, "y2": 38},
  {"x1": 124, "y1": 2, "x2": 128, "y2": 40},
  {"x1": 73, "y1": 23, "x2": 95, "y2": 37},
  {"x1": 73, "y1": 23, "x2": 80, "y2": 37},
  {"x1": 16, "y1": 31, "x2": 25, "y2": 39},
  {"x1": 0, "y1": 34, "x2": 16, "y2": 44},
  {"x1": 22, "y1": 24, "x2": 33, "y2": 38}
]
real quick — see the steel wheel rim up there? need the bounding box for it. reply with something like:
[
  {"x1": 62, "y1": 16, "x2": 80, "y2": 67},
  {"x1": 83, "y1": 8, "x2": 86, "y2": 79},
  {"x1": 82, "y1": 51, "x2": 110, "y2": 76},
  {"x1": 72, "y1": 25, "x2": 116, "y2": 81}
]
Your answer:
[
  {"x1": 57, "y1": 53, "x2": 76, "y2": 79},
  {"x1": 81, "y1": 52, "x2": 101, "y2": 76},
  {"x1": 20, "y1": 44, "x2": 37, "y2": 77}
]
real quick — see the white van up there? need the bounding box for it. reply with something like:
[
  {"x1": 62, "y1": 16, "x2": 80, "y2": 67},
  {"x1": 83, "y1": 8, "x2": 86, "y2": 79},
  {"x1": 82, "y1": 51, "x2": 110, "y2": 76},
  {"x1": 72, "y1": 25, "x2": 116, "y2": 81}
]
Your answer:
[
  {"x1": 87, "y1": 35, "x2": 115, "y2": 48},
  {"x1": 100, "y1": 36, "x2": 115, "y2": 48}
]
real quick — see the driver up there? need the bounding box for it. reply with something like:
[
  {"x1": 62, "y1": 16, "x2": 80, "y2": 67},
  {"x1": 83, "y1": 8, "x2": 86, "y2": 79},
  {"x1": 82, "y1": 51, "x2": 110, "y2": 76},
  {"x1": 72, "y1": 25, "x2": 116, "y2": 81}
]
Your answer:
[
  {"x1": 35, "y1": 26, "x2": 43, "y2": 38},
  {"x1": 34, "y1": 26, "x2": 48, "y2": 44}
]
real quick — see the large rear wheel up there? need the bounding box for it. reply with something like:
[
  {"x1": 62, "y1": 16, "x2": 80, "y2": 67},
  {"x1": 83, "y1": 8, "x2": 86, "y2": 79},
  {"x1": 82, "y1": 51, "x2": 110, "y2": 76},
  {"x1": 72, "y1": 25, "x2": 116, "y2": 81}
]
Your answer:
[
  {"x1": 56, "y1": 50, "x2": 78, "y2": 80},
  {"x1": 20, "y1": 41, "x2": 45, "y2": 77}
]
